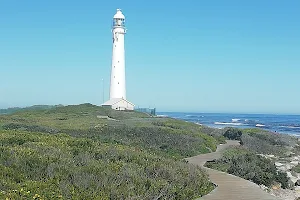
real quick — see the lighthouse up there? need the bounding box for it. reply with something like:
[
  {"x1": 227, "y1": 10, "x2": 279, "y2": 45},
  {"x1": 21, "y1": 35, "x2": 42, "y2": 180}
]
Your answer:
[{"x1": 102, "y1": 9, "x2": 135, "y2": 110}]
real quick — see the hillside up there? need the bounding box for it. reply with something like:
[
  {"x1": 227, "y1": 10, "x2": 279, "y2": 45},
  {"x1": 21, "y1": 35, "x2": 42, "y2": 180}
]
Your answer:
[
  {"x1": 0, "y1": 104, "x2": 221, "y2": 200},
  {"x1": 0, "y1": 105, "x2": 61, "y2": 115}
]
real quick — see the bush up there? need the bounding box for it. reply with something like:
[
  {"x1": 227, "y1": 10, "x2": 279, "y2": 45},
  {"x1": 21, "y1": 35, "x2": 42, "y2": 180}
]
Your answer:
[
  {"x1": 0, "y1": 103, "x2": 221, "y2": 200},
  {"x1": 2, "y1": 123, "x2": 59, "y2": 134},
  {"x1": 223, "y1": 128, "x2": 242, "y2": 141},
  {"x1": 205, "y1": 147, "x2": 290, "y2": 189},
  {"x1": 1, "y1": 105, "x2": 219, "y2": 159},
  {"x1": 292, "y1": 164, "x2": 300, "y2": 173},
  {"x1": 0, "y1": 130, "x2": 214, "y2": 200},
  {"x1": 240, "y1": 134, "x2": 287, "y2": 156}
]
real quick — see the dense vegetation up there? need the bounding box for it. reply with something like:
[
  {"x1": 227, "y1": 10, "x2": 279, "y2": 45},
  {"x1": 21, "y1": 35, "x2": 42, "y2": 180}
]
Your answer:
[
  {"x1": 0, "y1": 130, "x2": 213, "y2": 199},
  {"x1": 204, "y1": 127, "x2": 298, "y2": 190},
  {"x1": 0, "y1": 104, "x2": 219, "y2": 158},
  {"x1": 204, "y1": 147, "x2": 291, "y2": 189},
  {"x1": 222, "y1": 127, "x2": 296, "y2": 156},
  {"x1": 0, "y1": 105, "x2": 59, "y2": 115},
  {"x1": 0, "y1": 104, "x2": 219, "y2": 199}
]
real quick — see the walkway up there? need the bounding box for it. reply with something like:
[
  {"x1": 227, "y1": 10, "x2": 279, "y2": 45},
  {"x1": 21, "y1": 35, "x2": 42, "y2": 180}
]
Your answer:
[{"x1": 185, "y1": 140, "x2": 280, "y2": 200}]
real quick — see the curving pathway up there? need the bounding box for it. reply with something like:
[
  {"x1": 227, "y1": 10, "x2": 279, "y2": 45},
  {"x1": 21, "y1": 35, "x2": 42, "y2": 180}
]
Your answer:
[{"x1": 185, "y1": 140, "x2": 280, "y2": 200}]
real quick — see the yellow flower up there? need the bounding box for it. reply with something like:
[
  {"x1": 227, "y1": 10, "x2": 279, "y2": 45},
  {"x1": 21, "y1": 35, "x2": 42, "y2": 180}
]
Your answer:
[
  {"x1": 33, "y1": 193, "x2": 41, "y2": 199},
  {"x1": 20, "y1": 188, "x2": 24, "y2": 192}
]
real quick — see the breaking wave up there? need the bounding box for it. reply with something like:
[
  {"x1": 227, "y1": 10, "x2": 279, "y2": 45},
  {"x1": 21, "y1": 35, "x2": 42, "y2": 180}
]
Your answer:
[
  {"x1": 279, "y1": 125, "x2": 300, "y2": 129},
  {"x1": 256, "y1": 124, "x2": 265, "y2": 127},
  {"x1": 156, "y1": 112, "x2": 300, "y2": 136},
  {"x1": 214, "y1": 122, "x2": 243, "y2": 126}
]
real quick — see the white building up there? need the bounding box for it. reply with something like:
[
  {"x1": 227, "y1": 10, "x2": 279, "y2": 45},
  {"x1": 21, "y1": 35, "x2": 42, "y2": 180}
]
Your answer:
[
  {"x1": 102, "y1": 98, "x2": 134, "y2": 111},
  {"x1": 102, "y1": 9, "x2": 135, "y2": 110}
]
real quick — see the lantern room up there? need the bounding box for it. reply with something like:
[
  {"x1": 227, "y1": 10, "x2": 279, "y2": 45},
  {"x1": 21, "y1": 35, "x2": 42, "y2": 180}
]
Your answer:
[{"x1": 113, "y1": 9, "x2": 125, "y2": 28}]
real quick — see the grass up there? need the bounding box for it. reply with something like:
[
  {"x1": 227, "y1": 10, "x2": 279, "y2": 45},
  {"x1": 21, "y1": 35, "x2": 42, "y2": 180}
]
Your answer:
[{"x1": 0, "y1": 104, "x2": 218, "y2": 199}]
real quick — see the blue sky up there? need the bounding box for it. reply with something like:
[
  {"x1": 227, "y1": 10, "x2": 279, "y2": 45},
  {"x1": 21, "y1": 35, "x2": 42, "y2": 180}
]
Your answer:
[{"x1": 1, "y1": 0, "x2": 299, "y2": 114}]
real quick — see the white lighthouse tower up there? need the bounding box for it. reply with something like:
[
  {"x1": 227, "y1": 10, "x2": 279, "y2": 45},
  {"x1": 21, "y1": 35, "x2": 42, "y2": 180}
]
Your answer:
[
  {"x1": 110, "y1": 9, "x2": 126, "y2": 99},
  {"x1": 102, "y1": 9, "x2": 135, "y2": 110}
]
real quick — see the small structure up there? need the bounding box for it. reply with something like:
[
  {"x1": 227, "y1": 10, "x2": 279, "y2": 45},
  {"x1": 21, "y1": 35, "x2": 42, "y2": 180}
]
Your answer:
[
  {"x1": 102, "y1": 98, "x2": 134, "y2": 111},
  {"x1": 135, "y1": 107, "x2": 156, "y2": 115},
  {"x1": 102, "y1": 9, "x2": 134, "y2": 110}
]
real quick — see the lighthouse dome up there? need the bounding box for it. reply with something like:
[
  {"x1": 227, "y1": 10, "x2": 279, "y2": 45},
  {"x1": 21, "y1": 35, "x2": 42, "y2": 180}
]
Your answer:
[{"x1": 113, "y1": 9, "x2": 125, "y2": 19}]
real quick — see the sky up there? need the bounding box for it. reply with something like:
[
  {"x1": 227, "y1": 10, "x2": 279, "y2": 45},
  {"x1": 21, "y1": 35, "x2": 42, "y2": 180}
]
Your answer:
[{"x1": 0, "y1": 0, "x2": 300, "y2": 114}]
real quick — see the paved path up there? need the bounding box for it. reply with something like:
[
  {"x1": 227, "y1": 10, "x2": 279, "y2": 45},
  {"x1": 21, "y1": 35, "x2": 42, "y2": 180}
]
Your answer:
[{"x1": 185, "y1": 140, "x2": 280, "y2": 200}]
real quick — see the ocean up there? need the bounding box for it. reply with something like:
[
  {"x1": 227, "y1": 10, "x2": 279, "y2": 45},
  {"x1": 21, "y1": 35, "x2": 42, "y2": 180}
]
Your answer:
[{"x1": 157, "y1": 112, "x2": 300, "y2": 136}]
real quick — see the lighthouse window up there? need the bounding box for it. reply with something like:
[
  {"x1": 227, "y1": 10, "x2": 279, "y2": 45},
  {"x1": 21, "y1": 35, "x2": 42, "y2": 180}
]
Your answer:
[
  {"x1": 118, "y1": 61, "x2": 119, "y2": 63},
  {"x1": 118, "y1": 82, "x2": 119, "y2": 84},
  {"x1": 114, "y1": 66, "x2": 115, "y2": 68}
]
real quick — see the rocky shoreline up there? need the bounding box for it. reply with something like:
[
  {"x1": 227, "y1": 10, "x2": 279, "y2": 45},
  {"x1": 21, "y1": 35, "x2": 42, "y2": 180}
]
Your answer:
[{"x1": 259, "y1": 147, "x2": 300, "y2": 200}]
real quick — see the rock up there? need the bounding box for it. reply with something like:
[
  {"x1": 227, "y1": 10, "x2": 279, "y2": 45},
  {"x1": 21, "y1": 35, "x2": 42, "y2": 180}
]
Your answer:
[
  {"x1": 287, "y1": 172, "x2": 299, "y2": 183},
  {"x1": 292, "y1": 156, "x2": 300, "y2": 161},
  {"x1": 295, "y1": 186, "x2": 300, "y2": 191},
  {"x1": 288, "y1": 180, "x2": 295, "y2": 189},
  {"x1": 291, "y1": 161, "x2": 299, "y2": 165},
  {"x1": 272, "y1": 184, "x2": 281, "y2": 190},
  {"x1": 276, "y1": 162, "x2": 284, "y2": 167},
  {"x1": 260, "y1": 184, "x2": 268, "y2": 191},
  {"x1": 295, "y1": 180, "x2": 300, "y2": 186}
]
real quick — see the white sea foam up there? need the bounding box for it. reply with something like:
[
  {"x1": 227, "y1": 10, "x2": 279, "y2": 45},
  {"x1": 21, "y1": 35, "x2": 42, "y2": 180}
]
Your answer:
[
  {"x1": 279, "y1": 125, "x2": 300, "y2": 129},
  {"x1": 232, "y1": 119, "x2": 240, "y2": 122},
  {"x1": 256, "y1": 124, "x2": 265, "y2": 127},
  {"x1": 214, "y1": 122, "x2": 243, "y2": 126},
  {"x1": 288, "y1": 126, "x2": 300, "y2": 129}
]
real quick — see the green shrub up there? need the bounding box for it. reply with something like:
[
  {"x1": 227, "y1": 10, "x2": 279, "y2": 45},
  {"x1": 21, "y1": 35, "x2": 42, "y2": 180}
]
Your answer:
[
  {"x1": 0, "y1": 104, "x2": 228, "y2": 199},
  {"x1": 223, "y1": 128, "x2": 242, "y2": 141},
  {"x1": 205, "y1": 147, "x2": 290, "y2": 189},
  {"x1": 240, "y1": 134, "x2": 287, "y2": 156},
  {"x1": 292, "y1": 164, "x2": 300, "y2": 173},
  {"x1": 1, "y1": 105, "x2": 219, "y2": 159},
  {"x1": 0, "y1": 129, "x2": 214, "y2": 199}
]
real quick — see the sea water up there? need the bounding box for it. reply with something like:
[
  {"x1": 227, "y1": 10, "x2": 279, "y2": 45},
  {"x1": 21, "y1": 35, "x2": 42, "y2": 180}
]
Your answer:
[{"x1": 157, "y1": 112, "x2": 300, "y2": 136}]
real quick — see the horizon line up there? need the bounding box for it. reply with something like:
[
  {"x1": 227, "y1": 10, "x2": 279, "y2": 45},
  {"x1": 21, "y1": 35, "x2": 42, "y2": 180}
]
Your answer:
[{"x1": 1, "y1": 103, "x2": 300, "y2": 116}]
